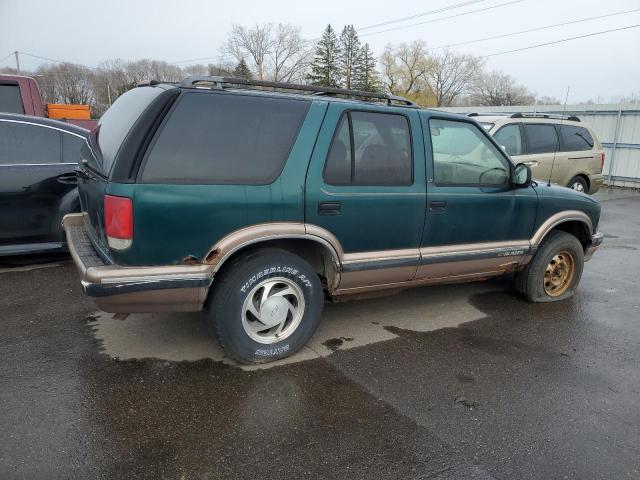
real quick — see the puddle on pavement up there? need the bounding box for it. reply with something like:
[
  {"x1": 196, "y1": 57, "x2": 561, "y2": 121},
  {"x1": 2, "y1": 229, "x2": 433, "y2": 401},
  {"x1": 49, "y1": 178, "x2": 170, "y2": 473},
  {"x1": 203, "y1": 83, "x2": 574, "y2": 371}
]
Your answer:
[{"x1": 89, "y1": 283, "x2": 497, "y2": 370}]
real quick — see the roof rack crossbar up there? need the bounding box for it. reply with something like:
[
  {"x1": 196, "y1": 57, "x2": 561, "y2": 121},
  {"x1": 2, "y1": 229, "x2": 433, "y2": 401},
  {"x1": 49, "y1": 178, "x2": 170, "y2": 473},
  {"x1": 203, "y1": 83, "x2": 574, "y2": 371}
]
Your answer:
[{"x1": 180, "y1": 76, "x2": 416, "y2": 107}]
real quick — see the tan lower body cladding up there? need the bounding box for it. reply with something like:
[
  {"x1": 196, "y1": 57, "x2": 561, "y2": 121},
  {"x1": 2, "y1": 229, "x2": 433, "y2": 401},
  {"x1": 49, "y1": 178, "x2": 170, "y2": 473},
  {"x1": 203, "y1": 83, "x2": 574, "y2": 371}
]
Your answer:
[{"x1": 335, "y1": 241, "x2": 532, "y2": 295}]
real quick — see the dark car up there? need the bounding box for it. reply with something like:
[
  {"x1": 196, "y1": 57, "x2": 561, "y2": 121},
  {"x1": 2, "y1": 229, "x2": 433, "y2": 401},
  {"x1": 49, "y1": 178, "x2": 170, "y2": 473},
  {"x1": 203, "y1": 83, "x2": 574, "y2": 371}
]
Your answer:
[
  {"x1": 63, "y1": 77, "x2": 602, "y2": 364},
  {"x1": 0, "y1": 113, "x2": 88, "y2": 255}
]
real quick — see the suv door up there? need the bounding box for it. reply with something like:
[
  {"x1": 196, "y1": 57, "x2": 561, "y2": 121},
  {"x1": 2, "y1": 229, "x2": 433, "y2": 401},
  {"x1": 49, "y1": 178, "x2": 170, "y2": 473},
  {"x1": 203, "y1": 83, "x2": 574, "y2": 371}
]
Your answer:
[
  {"x1": 418, "y1": 115, "x2": 538, "y2": 280},
  {"x1": 521, "y1": 123, "x2": 561, "y2": 182},
  {"x1": 0, "y1": 120, "x2": 80, "y2": 250},
  {"x1": 305, "y1": 104, "x2": 426, "y2": 289}
]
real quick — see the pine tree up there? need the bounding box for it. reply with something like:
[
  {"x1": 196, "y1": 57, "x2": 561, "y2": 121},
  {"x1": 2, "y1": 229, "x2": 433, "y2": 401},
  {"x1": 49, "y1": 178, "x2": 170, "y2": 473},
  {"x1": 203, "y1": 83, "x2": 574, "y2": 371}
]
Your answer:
[
  {"x1": 307, "y1": 24, "x2": 342, "y2": 88},
  {"x1": 339, "y1": 25, "x2": 361, "y2": 90},
  {"x1": 233, "y1": 59, "x2": 252, "y2": 80},
  {"x1": 353, "y1": 43, "x2": 381, "y2": 92}
]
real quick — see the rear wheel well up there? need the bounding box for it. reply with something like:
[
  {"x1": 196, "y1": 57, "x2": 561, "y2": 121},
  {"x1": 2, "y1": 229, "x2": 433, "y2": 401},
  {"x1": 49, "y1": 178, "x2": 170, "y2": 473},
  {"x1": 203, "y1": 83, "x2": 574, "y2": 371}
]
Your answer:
[
  {"x1": 548, "y1": 220, "x2": 590, "y2": 250},
  {"x1": 212, "y1": 238, "x2": 339, "y2": 292}
]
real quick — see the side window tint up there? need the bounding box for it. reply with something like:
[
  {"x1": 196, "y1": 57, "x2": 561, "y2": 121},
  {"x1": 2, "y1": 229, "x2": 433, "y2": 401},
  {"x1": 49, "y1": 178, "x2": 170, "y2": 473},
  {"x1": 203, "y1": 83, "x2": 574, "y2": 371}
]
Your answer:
[
  {"x1": 524, "y1": 124, "x2": 559, "y2": 154},
  {"x1": 493, "y1": 124, "x2": 523, "y2": 156},
  {"x1": 62, "y1": 133, "x2": 85, "y2": 164},
  {"x1": 0, "y1": 84, "x2": 24, "y2": 114},
  {"x1": 324, "y1": 111, "x2": 412, "y2": 186},
  {"x1": 430, "y1": 119, "x2": 509, "y2": 186},
  {"x1": 0, "y1": 122, "x2": 61, "y2": 165},
  {"x1": 560, "y1": 125, "x2": 593, "y2": 152},
  {"x1": 142, "y1": 93, "x2": 309, "y2": 184}
]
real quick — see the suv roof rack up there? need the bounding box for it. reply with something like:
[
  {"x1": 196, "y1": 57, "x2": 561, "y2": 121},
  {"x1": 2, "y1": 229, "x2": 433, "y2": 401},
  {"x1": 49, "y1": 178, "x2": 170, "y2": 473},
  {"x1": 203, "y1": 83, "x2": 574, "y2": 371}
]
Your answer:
[
  {"x1": 509, "y1": 112, "x2": 581, "y2": 122},
  {"x1": 466, "y1": 112, "x2": 500, "y2": 117},
  {"x1": 467, "y1": 112, "x2": 581, "y2": 122},
  {"x1": 179, "y1": 76, "x2": 417, "y2": 107}
]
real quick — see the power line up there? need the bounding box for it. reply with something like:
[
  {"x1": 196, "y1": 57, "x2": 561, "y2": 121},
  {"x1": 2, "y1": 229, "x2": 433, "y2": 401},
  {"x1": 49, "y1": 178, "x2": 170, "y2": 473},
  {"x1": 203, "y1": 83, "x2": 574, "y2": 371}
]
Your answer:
[
  {"x1": 360, "y1": 0, "x2": 525, "y2": 37},
  {"x1": 0, "y1": 52, "x2": 14, "y2": 64},
  {"x1": 427, "y1": 8, "x2": 640, "y2": 50},
  {"x1": 483, "y1": 24, "x2": 640, "y2": 57},
  {"x1": 357, "y1": 0, "x2": 489, "y2": 31},
  {"x1": 171, "y1": 54, "x2": 232, "y2": 65}
]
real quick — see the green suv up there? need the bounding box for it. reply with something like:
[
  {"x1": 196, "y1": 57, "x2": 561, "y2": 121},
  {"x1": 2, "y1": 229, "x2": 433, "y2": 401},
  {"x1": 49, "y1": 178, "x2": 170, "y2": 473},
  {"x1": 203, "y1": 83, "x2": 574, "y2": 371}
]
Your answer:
[{"x1": 64, "y1": 77, "x2": 603, "y2": 364}]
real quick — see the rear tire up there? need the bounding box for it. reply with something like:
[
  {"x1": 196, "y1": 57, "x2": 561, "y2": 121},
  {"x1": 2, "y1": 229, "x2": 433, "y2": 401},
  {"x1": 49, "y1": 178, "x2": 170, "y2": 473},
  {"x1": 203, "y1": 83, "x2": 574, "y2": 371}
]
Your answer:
[
  {"x1": 515, "y1": 231, "x2": 584, "y2": 303},
  {"x1": 208, "y1": 248, "x2": 323, "y2": 364},
  {"x1": 567, "y1": 175, "x2": 588, "y2": 194}
]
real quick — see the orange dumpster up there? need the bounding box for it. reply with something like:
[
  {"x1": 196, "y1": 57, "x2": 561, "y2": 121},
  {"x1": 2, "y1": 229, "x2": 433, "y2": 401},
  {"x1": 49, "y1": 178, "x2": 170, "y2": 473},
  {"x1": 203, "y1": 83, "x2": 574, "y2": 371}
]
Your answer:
[{"x1": 46, "y1": 104, "x2": 91, "y2": 120}]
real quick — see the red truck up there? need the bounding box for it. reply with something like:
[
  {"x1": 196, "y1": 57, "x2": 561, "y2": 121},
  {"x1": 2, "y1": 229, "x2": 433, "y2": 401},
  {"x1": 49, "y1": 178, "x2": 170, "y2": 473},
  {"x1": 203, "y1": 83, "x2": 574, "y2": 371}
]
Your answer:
[{"x1": 0, "y1": 74, "x2": 97, "y2": 129}]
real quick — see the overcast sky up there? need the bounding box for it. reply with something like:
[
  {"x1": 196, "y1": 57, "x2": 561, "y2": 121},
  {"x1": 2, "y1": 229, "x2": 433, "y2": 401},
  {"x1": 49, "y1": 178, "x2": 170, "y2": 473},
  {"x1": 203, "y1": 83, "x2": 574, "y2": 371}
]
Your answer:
[{"x1": 1, "y1": 0, "x2": 639, "y2": 102}]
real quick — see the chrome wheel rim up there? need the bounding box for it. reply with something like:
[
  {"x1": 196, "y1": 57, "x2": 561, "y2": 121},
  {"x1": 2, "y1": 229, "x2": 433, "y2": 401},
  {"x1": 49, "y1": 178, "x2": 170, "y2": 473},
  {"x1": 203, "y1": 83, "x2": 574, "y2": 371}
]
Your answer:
[
  {"x1": 571, "y1": 181, "x2": 585, "y2": 192},
  {"x1": 241, "y1": 277, "x2": 305, "y2": 344},
  {"x1": 543, "y1": 250, "x2": 575, "y2": 297}
]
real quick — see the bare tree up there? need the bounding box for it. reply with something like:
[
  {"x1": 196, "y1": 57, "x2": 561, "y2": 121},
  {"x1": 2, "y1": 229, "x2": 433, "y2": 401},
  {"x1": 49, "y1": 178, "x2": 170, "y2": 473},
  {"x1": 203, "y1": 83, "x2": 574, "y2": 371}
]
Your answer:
[
  {"x1": 380, "y1": 41, "x2": 431, "y2": 101},
  {"x1": 470, "y1": 70, "x2": 534, "y2": 106},
  {"x1": 35, "y1": 62, "x2": 94, "y2": 105},
  {"x1": 225, "y1": 24, "x2": 275, "y2": 80},
  {"x1": 425, "y1": 49, "x2": 484, "y2": 107},
  {"x1": 268, "y1": 23, "x2": 310, "y2": 82}
]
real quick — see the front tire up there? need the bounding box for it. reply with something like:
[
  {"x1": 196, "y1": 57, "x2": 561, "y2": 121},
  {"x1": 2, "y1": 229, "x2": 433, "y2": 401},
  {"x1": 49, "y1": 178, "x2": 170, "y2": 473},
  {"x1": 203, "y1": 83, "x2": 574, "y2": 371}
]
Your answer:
[
  {"x1": 208, "y1": 248, "x2": 323, "y2": 364},
  {"x1": 515, "y1": 231, "x2": 584, "y2": 303}
]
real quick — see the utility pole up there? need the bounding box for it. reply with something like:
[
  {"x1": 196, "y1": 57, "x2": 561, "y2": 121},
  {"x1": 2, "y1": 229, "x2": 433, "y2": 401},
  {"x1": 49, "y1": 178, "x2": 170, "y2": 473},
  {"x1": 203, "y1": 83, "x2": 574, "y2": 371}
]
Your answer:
[{"x1": 14, "y1": 51, "x2": 20, "y2": 73}]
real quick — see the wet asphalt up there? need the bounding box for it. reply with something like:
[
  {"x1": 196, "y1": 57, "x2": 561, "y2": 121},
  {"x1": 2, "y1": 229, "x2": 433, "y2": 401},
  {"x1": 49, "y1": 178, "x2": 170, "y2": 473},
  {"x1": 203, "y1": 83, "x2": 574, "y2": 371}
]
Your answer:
[{"x1": 1, "y1": 189, "x2": 639, "y2": 480}]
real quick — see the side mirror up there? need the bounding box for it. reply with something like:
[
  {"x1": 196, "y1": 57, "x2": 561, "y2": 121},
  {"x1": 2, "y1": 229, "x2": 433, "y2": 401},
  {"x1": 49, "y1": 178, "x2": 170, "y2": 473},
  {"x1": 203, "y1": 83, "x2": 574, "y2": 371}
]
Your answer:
[{"x1": 512, "y1": 163, "x2": 532, "y2": 188}]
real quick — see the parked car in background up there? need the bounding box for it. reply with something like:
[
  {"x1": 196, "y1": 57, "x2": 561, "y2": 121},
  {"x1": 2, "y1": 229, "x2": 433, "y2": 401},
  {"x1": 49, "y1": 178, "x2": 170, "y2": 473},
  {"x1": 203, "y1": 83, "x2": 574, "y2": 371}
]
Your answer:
[
  {"x1": 0, "y1": 113, "x2": 88, "y2": 255},
  {"x1": 64, "y1": 77, "x2": 603, "y2": 364},
  {"x1": 0, "y1": 74, "x2": 97, "y2": 130},
  {"x1": 470, "y1": 113, "x2": 605, "y2": 194}
]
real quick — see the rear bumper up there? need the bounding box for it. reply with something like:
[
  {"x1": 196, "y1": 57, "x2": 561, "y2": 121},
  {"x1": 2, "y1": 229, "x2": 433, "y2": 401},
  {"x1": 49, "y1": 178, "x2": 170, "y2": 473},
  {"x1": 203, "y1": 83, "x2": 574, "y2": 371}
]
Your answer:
[
  {"x1": 585, "y1": 230, "x2": 604, "y2": 261},
  {"x1": 589, "y1": 174, "x2": 604, "y2": 194},
  {"x1": 63, "y1": 213, "x2": 212, "y2": 313}
]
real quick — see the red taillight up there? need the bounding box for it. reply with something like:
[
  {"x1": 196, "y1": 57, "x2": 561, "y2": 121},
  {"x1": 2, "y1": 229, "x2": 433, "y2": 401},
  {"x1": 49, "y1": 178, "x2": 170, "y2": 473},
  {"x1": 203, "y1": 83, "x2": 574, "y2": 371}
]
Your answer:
[
  {"x1": 600, "y1": 152, "x2": 605, "y2": 172},
  {"x1": 104, "y1": 195, "x2": 133, "y2": 249}
]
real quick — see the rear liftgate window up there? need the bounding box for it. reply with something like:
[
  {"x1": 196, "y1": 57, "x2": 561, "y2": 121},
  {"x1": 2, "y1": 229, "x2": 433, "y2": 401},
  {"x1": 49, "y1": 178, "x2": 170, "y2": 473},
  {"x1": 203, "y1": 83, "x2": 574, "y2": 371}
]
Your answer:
[{"x1": 141, "y1": 92, "x2": 310, "y2": 184}]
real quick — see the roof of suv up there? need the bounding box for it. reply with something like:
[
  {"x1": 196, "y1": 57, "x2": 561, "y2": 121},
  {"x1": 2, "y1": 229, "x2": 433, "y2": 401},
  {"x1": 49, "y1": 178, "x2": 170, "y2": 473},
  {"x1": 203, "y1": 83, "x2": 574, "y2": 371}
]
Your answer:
[{"x1": 150, "y1": 76, "x2": 422, "y2": 110}]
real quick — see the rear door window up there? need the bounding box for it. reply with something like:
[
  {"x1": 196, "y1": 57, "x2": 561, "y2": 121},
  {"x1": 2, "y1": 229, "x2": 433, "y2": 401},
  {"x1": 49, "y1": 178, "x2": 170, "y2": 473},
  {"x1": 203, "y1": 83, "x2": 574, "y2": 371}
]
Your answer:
[
  {"x1": 0, "y1": 121, "x2": 61, "y2": 165},
  {"x1": 324, "y1": 111, "x2": 412, "y2": 185},
  {"x1": 559, "y1": 125, "x2": 593, "y2": 152},
  {"x1": 0, "y1": 84, "x2": 24, "y2": 114},
  {"x1": 141, "y1": 92, "x2": 310, "y2": 184},
  {"x1": 523, "y1": 124, "x2": 559, "y2": 154},
  {"x1": 493, "y1": 124, "x2": 523, "y2": 156}
]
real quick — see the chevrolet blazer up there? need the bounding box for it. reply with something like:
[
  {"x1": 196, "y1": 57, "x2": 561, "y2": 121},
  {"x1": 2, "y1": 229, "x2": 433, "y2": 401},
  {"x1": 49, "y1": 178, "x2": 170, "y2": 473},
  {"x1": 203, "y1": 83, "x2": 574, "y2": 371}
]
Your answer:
[{"x1": 64, "y1": 77, "x2": 603, "y2": 363}]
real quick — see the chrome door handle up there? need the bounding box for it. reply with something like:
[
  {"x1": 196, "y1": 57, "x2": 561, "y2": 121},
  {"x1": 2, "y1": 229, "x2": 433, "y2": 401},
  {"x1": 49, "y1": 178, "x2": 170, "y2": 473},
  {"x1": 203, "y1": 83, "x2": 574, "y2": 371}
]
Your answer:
[{"x1": 522, "y1": 160, "x2": 539, "y2": 167}]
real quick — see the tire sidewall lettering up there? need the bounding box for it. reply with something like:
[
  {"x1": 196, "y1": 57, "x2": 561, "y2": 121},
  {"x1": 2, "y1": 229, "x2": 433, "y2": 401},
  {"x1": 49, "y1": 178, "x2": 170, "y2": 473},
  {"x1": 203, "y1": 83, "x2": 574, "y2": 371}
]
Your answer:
[{"x1": 239, "y1": 265, "x2": 310, "y2": 294}]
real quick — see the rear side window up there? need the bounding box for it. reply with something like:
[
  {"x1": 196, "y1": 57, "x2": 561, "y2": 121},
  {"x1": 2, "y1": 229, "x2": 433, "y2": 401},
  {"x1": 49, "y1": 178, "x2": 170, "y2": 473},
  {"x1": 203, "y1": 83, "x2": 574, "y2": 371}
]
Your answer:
[
  {"x1": 493, "y1": 124, "x2": 523, "y2": 156},
  {"x1": 559, "y1": 125, "x2": 593, "y2": 152},
  {"x1": 0, "y1": 84, "x2": 24, "y2": 114},
  {"x1": 141, "y1": 92, "x2": 309, "y2": 184},
  {"x1": 324, "y1": 111, "x2": 412, "y2": 185},
  {"x1": 0, "y1": 121, "x2": 61, "y2": 165},
  {"x1": 523, "y1": 124, "x2": 559, "y2": 154},
  {"x1": 95, "y1": 86, "x2": 163, "y2": 174}
]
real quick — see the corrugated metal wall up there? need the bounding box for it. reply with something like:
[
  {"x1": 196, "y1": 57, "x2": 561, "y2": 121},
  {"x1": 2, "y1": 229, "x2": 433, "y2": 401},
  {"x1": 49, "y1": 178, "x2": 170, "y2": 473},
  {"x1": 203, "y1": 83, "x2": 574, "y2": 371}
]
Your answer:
[{"x1": 440, "y1": 104, "x2": 640, "y2": 187}]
